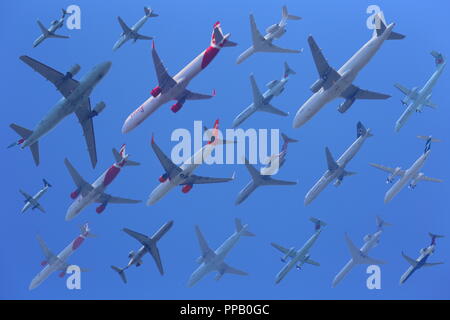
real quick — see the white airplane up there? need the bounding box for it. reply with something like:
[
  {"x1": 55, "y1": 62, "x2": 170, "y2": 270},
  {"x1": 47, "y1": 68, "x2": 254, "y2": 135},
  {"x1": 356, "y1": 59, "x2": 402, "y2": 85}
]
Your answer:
[
  {"x1": 293, "y1": 14, "x2": 404, "y2": 129},
  {"x1": 33, "y1": 9, "x2": 69, "y2": 48},
  {"x1": 332, "y1": 216, "x2": 390, "y2": 287},
  {"x1": 113, "y1": 7, "x2": 158, "y2": 51},
  {"x1": 232, "y1": 63, "x2": 296, "y2": 128},
  {"x1": 19, "y1": 179, "x2": 52, "y2": 213},
  {"x1": 304, "y1": 122, "x2": 372, "y2": 206},
  {"x1": 111, "y1": 221, "x2": 173, "y2": 283},
  {"x1": 394, "y1": 51, "x2": 446, "y2": 131},
  {"x1": 400, "y1": 233, "x2": 444, "y2": 285},
  {"x1": 122, "y1": 22, "x2": 237, "y2": 133},
  {"x1": 188, "y1": 219, "x2": 254, "y2": 287},
  {"x1": 370, "y1": 136, "x2": 443, "y2": 204},
  {"x1": 29, "y1": 223, "x2": 95, "y2": 290},
  {"x1": 64, "y1": 144, "x2": 141, "y2": 221},
  {"x1": 271, "y1": 217, "x2": 326, "y2": 284},
  {"x1": 236, "y1": 6, "x2": 302, "y2": 64},
  {"x1": 147, "y1": 120, "x2": 235, "y2": 205}
]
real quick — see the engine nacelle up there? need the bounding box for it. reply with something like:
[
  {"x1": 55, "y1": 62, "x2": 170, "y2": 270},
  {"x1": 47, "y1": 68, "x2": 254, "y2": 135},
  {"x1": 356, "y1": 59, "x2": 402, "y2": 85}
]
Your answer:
[
  {"x1": 386, "y1": 167, "x2": 402, "y2": 183},
  {"x1": 281, "y1": 247, "x2": 296, "y2": 262},
  {"x1": 96, "y1": 204, "x2": 107, "y2": 214},
  {"x1": 70, "y1": 189, "x2": 79, "y2": 199},
  {"x1": 171, "y1": 102, "x2": 183, "y2": 113},
  {"x1": 338, "y1": 98, "x2": 355, "y2": 114},
  {"x1": 182, "y1": 184, "x2": 193, "y2": 194},
  {"x1": 409, "y1": 179, "x2": 419, "y2": 189},
  {"x1": 128, "y1": 250, "x2": 135, "y2": 259},
  {"x1": 214, "y1": 272, "x2": 224, "y2": 281},
  {"x1": 89, "y1": 101, "x2": 106, "y2": 118},
  {"x1": 159, "y1": 173, "x2": 169, "y2": 183},
  {"x1": 265, "y1": 24, "x2": 278, "y2": 34},
  {"x1": 150, "y1": 86, "x2": 162, "y2": 97},
  {"x1": 59, "y1": 271, "x2": 66, "y2": 278},
  {"x1": 310, "y1": 78, "x2": 325, "y2": 93},
  {"x1": 334, "y1": 179, "x2": 343, "y2": 187},
  {"x1": 363, "y1": 234, "x2": 372, "y2": 242},
  {"x1": 296, "y1": 264, "x2": 302, "y2": 270},
  {"x1": 136, "y1": 260, "x2": 143, "y2": 267},
  {"x1": 67, "y1": 64, "x2": 81, "y2": 78}
]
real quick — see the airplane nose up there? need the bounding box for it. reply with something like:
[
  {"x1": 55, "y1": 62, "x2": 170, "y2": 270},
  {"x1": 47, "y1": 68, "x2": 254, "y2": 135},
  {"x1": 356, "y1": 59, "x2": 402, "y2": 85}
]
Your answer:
[
  {"x1": 102, "y1": 61, "x2": 112, "y2": 73},
  {"x1": 121, "y1": 119, "x2": 133, "y2": 134}
]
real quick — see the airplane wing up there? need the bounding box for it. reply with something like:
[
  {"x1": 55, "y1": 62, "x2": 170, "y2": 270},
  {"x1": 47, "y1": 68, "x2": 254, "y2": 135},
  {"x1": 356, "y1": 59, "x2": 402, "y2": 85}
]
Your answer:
[
  {"x1": 117, "y1": 17, "x2": 131, "y2": 33},
  {"x1": 48, "y1": 33, "x2": 69, "y2": 39},
  {"x1": 394, "y1": 83, "x2": 415, "y2": 97},
  {"x1": 19, "y1": 189, "x2": 33, "y2": 202},
  {"x1": 307, "y1": 36, "x2": 340, "y2": 89},
  {"x1": 401, "y1": 252, "x2": 418, "y2": 267},
  {"x1": 341, "y1": 84, "x2": 391, "y2": 100},
  {"x1": 97, "y1": 193, "x2": 141, "y2": 204},
  {"x1": 249, "y1": 14, "x2": 265, "y2": 47},
  {"x1": 19, "y1": 55, "x2": 79, "y2": 98},
  {"x1": 346, "y1": 233, "x2": 385, "y2": 265},
  {"x1": 423, "y1": 261, "x2": 444, "y2": 267},
  {"x1": 260, "y1": 43, "x2": 302, "y2": 54},
  {"x1": 184, "y1": 90, "x2": 214, "y2": 101},
  {"x1": 243, "y1": 157, "x2": 262, "y2": 181},
  {"x1": 265, "y1": 177, "x2": 297, "y2": 186},
  {"x1": 219, "y1": 262, "x2": 248, "y2": 276},
  {"x1": 33, "y1": 203, "x2": 46, "y2": 213},
  {"x1": 36, "y1": 20, "x2": 48, "y2": 35},
  {"x1": 64, "y1": 158, "x2": 93, "y2": 196},
  {"x1": 424, "y1": 100, "x2": 438, "y2": 109},
  {"x1": 135, "y1": 33, "x2": 153, "y2": 40},
  {"x1": 305, "y1": 258, "x2": 320, "y2": 267},
  {"x1": 249, "y1": 74, "x2": 264, "y2": 105},
  {"x1": 369, "y1": 163, "x2": 405, "y2": 176},
  {"x1": 74, "y1": 98, "x2": 97, "y2": 168},
  {"x1": 151, "y1": 43, "x2": 177, "y2": 92},
  {"x1": 271, "y1": 242, "x2": 295, "y2": 257},
  {"x1": 195, "y1": 226, "x2": 215, "y2": 262},
  {"x1": 123, "y1": 228, "x2": 150, "y2": 245},
  {"x1": 259, "y1": 104, "x2": 289, "y2": 116},
  {"x1": 184, "y1": 174, "x2": 234, "y2": 185},
  {"x1": 417, "y1": 175, "x2": 443, "y2": 183},
  {"x1": 151, "y1": 137, "x2": 181, "y2": 179},
  {"x1": 36, "y1": 234, "x2": 55, "y2": 261},
  {"x1": 148, "y1": 245, "x2": 164, "y2": 275}
]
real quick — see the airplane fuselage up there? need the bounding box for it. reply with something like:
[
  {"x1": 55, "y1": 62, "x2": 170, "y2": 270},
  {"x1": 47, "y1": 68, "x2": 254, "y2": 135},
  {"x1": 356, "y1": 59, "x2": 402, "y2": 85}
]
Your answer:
[
  {"x1": 21, "y1": 186, "x2": 49, "y2": 213},
  {"x1": 400, "y1": 245, "x2": 435, "y2": 284},
  {"x1": 33, "y1": 19, "x2": 64, "y2": 47},
  {"x1": 293, "y1": 25, "x2": 394, "y2": 129}
]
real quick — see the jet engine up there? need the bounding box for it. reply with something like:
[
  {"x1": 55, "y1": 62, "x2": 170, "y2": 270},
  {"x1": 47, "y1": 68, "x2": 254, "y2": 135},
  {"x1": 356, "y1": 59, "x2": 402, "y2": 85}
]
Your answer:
[
  {"x1": 128, "y1": 250, "x2": 135, "y2": 258},
  {"x1": 333, "y1": 178, "x2": 343, "y2": 187},
  {"x1": 159, "y1": 173, "x2": 169, "y2": 183},
  {"x1": 136, "y1": 260, "x2": 143, "y2": 267},
  {"x1": 89, "y1": 102, "x2": 106, "y2": 118},
  {"x1": 409, "y1": 173, "x2": 423, "y2": 189},
  {"x1": 338, "y1": 98, "x2": 356, "y2": 113},
  {"x1": 281, "y1": 247, "x2": 296, "y2": 263},
  {"x1": 265, "y1": 24, "x2": 279, "y2": 34},
  {"x1": 70, "y1": 189, "x2": 80, "y2": 199},
  {"x1": 214, "y1": 271, "x2": 224, "y2": 281},
  {"x1": 67, "y1": 64, "x2": 81, "y2": 78},
  {"x1": 386, "y1": 167, "x2": 402, "y2": 183},
  {"x1": 170, "y1": 101, "x2": 184, "y2": 113},
  {"x1": 96, "y1": 202, "x2": 108, "y2": 214},
  {"x1": 363, "y1": 234, "x2": 372, "y2": 242},
  {"x1": 310, "y1": 78, "x2": 325, "y2": 93},
  {"x1": 182, "y1": 184, "x2": 193, "y2": 193},
  {"x1": 150, "y1": 86, "x2": 162, "y2": 97},
  {"x1": 295, "y1": 264, "x2": 302, "y2": 270}
]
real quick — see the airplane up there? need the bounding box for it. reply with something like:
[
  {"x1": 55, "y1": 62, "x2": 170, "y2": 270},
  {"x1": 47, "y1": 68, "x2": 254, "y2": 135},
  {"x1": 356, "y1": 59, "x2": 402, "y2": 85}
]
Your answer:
[
  {"x1": 19, "y1": 179, "x2": 52, "y2": 214},
  {"x1": 33, "y1": 9, "x2": 69, "y2": 48},
  {"x1": 8, "y1": 56, "x2": 111, "y2": 168},
  {"x1": 236, "y1": 6, "x2": 302, "y2": 64},
  {"x1": 235, "y1": 155, "x2": 297, "y2": 205},
  {"x1": 260, "y1": 133, "x2": 298, "y2": 176},
  {"x1": 111, "y1": 220, "x2": 174, "y2": 283},
  {"x1": 147, "y1": 120, "x2": 235, "y2": 205},
  {"x1": 113, "y1": 7, "x2": 158, "y2": 51},
  {"x1": 394, "y1": 51, "x2": 446, "y2": 132},
  {"x1": 370, "y1": 136, "x2": 443, "y2": 204},
  {"x1": 271, "y1": 217, "x2": 326, "y2": 284},
  {"x1": 29, "y1": 223, "x2": 95, "y2": 290},
  {"x1": 232, "y1": 62, "x2": 296, "y2": 128},
  {"x1": 304, "y1": 122, "x2": 372, "y2": 206},
  {"x1": 188, "y1": 218, "x2": 254, "y2": 287},
  {"x1": 332, "y1": 216, "x2": 390, "y2": 287},
  {"x1": 400, "y1": 233, "x2": 444, "y2": 285},
  {"x1": 64, "y1": 144, "x2": 141, "y2": 221},
  {"x1": 292, "y1": 14, "x2": 405, "y2": 129},
  {"x1": 122, "y1": 22, "x2": 237, "y2": 133}
]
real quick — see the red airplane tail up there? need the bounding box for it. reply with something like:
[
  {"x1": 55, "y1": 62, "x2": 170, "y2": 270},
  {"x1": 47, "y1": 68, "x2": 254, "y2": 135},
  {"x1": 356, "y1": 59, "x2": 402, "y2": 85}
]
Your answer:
[{"x1": 211, "y1": 21, "x2": 237, "y2": 48}]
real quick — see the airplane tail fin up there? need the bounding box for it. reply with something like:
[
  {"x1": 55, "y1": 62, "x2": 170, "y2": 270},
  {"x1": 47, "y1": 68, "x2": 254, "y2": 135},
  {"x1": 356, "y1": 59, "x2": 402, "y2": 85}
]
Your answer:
[
  {"x1": 431, "y1": 51, "x2": 445, "y2": 67},
  {"x1": 417, "y1": 135, "x2": 441, "y2": 153},
  {"x1": 281, "y1": 5, "x2": 302, "y2": 22},
  {"x1": 281, "y1": 133, "x2": 298, "y2": 144},
  {"x1": 111, "y1": 266, "x2": 127, "y2": 283},
  {"x1": 206, "y1": 119, "x2": 235, "y2": 145},
  {"x1": 235, "y1": 218, "x2": 255, "y2": 237},
  {"x1": 374, "y1": 14, "x2": 405, "y2": 40},
  {"x1": 283, "y1": 62, "x2": 296, "y2": 78},
  {"x1": 43, "y1": 179, "x2": 52, "y2": 188},
  {"x1": 112, "y1": 144, "x2": 140, "y2": 166},
  {"x1": 310, "y1": 217, "x2": 327, "y2": 230},
  {"x1": 211, "y1": 21, "x2": 237, "y2": 48},
  {"x1": 80, "y1": 223, "x2": 96, "y2": 238},
  {"x1": 376, "y1": 216, "x2": 392, "y2": 230},
  {"x1": 356, "y1": 121, "x2": 373, "y2": 138},
  {"x1": 429, "y1": 232, "x2": 444, "y2": 245},
  {"x1": 9, "y1": 123, "x2": 40, "y2": 166},
  {"x1": 144, "y1": 7, "x2": 158, "y2": 18}
]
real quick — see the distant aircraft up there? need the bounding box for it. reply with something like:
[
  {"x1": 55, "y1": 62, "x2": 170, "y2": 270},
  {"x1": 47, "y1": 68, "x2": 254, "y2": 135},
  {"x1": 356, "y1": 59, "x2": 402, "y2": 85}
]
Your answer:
[
  {"x1": 64, "y1": 144, "x2": 141, "y2": 221},
  {"x1": 113, "y1": 7, "x2": 158, "y2": 51},
  {"x1": 122, "y1": 22, "x2": 237, "y2": 133},
  {"x1": 33, "y1": 9, "x2": 69, "y2": 48},
  {"x1": 19, "y1": 179, "x2": 52, "y2": 214},
  {"x1": 304, "y1": 122, "x2": 372, "y2": 205},
  {"x1": 260, "y1": 133, "x2": 298, "y2": 176},
  {"x1": 29, "y1": 223, "x2": 95, "y2": 290},
  {"x1": 188, "y1": 219, "x2": 254, "y2": 287},
  {"x1": 332, "y1": 216, "x2": 390, "y2": 287},
  {"x1": 236, "y1": 6, "x2": 302, "y2": 64},
  {"x1": 400, "y1": 233, "x2": 444, "y2": 285},
  {"x1": 394, "y1": 51, "x2": 446, "y2": 131},
  {"x1": 232, "y1": 62, "x2": 296, "y2": 128},
  {"x1": 293, "y1": 14, "x2": 404, "y2": 129},
  {"x1": 271, "y1": 217, "x2": 326, "y2": 284},
  {"x1": 147, "y1": 120, "x2": 235, "y2": 205},
  {"x1": 8, "y1": 56, "x2": 111, "y2": 168},
  {"x1": 370, "y1": 136, "x2": 443, "y2": 204},
  {"x1": 111, "y1": 221, "x2": 174, "y2": 283}
]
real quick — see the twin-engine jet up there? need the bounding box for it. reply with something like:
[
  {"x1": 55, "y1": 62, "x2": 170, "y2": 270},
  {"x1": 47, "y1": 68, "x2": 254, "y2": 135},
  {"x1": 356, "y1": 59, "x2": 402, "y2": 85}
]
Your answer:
[
  {"x1": 9, "y1": 56, "x2": 111, "y2": 168},
  {"x1": 236, "y1": 6, "x2": 302, "y2": 64},
  {"x1": 64, "y1": 144, "x2": 141, "y2": 221},
  {"x1": 113, "y1": 7, "x2": 158, "y2": 51},
  {"x1": 293, "y1": 14, "x2": 404, "y2": 129},
  {"x1": 33, "y1": 9, "x2": 69, "y2": 48},
  {"x1": 370, "y1": 136, "x2": 443, "y2": 203},
  {"x1": 19, "y1": 179, "x2": 52, "y2": 213}
]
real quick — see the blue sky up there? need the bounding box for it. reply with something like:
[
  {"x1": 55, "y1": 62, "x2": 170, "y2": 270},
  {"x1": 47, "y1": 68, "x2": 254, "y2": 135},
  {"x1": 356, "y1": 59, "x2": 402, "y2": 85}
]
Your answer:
[{"x1": 1, "y1": 0, "x2": 450, "y2": 299}]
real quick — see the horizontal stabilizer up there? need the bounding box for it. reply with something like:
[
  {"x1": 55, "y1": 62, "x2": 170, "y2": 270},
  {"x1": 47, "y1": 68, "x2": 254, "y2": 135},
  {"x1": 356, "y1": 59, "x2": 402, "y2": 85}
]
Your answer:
[
  {"x1": 388, "y1": 31, "x2": 406, "y2": 40},
  {"x1": 431, "y1": 50, "x2": 445, "y2": 66},
  {"x1": 144, "y1": 7, "x2": 158, "y2": 18},
  {"x1": 10, "y1": 123, "x2": 39, "y2": 166},
  {"x1": 235, "y1": 218, "x2": 255, "y2": 237},
  {"x1": 310, "y1": 217, "x2": 327, "y2": 229},
  {"x1": 111, "y1": 266, "x2": 127, "y2": 283},
  {"x1": 282, "y1": 6, "x2": 302, "y2": 21}
]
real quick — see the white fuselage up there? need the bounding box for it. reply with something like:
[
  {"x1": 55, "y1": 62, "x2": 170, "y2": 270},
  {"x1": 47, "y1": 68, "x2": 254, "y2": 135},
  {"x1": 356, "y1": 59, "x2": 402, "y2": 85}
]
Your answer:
[
  {"x1": 304, "y1": 132, "x2": 371, "y2": 205},
  {"x1": 395, "y1": 62, "x2": 446, "y2": 131},
  {"x1": 21, "y1": 186, "x2": 49, "y2": 213},
  {"x1": 293, "y1": 25, "x2": 394, "y2": 129},
  {"x1": 147, "y1": 143, "x2": 217, "y2": 205},
  {"x1": 21, "y1": 62, "x2": 111, "y2": 150},
  {"x1": 384, "y1": 151, "x2": 429, "y2": 203}
]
